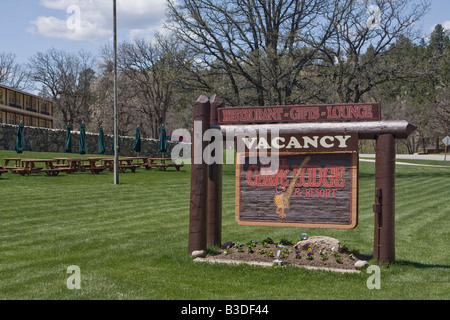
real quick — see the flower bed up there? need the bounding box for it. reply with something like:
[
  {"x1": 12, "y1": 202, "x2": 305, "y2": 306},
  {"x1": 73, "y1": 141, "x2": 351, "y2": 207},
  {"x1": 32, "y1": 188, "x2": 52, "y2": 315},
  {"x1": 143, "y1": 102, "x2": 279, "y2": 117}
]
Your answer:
[{"x1": 201, "y1": 237, "x2": 368, "y2": 273}]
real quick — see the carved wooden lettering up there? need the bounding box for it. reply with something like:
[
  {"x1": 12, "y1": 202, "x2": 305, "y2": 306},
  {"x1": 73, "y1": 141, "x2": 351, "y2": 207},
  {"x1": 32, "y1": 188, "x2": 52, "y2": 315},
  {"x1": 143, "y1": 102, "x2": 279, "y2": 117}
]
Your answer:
[{"x1": 219, "y1": 103, "x2": 381, "y2": 124}]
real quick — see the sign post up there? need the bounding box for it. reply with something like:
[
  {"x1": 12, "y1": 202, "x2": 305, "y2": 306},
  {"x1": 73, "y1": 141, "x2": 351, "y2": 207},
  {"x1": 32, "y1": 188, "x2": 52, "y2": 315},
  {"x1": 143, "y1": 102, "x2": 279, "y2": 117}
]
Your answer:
[
  {"x1": 188, "y1": 96, "x2": 210, "y2": 255},
  {"x1": 207, "y1": 94, "x2": 223, "y2": 246},
  {"x1": 373, "y1": 134, "x2": 396, "y2": 264},
  {"x1": 442, "y1": 136, "x2": 450, "y2": 161}
]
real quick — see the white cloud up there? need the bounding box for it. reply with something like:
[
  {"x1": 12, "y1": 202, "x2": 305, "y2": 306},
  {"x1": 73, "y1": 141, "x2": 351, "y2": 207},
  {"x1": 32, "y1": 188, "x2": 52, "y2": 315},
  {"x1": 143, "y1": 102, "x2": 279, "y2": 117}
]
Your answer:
[
  {"x1": 29, "y1": 0, "x2": 167, "y2": 42},
  {"x1": 430, "y1": 20, "x2": 450, "y2": 32},
  {"x1": 443, "y1": 20, "x2": 450, "y2": 31}
]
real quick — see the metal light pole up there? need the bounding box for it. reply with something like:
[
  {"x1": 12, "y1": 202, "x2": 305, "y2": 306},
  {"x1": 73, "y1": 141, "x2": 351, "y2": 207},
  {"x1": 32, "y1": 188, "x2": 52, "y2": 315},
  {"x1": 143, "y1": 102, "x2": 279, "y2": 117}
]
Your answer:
[{"x1": 113, "y1": 0, "x2": 119, "y2": 184}]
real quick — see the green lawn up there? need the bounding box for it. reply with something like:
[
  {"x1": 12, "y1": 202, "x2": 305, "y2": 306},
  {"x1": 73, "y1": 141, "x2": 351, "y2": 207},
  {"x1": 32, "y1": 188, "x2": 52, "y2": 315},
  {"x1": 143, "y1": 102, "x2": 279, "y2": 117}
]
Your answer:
[{"x1": 0, "y1": 150, "x2": 448, "y2": 300}]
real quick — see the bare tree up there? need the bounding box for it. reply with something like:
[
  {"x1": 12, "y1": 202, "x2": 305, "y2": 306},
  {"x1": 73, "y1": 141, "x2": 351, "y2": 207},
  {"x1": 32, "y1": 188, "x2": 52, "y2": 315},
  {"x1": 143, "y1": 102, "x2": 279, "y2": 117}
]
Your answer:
[
  {"x1": 118, "y1": 35, "x2": 186, "y2": 138},
  {"x1": 27, "y1": 48, "x2": 96, "y2": 128},
  {"x1": 166, "y1": 0, "x2": 341, "y2": 106},
  {"x1": 317, "y1": 0, "x2": 431, "y2": 103},
  {"x1": 92, "y1": 49, "x2": 141, "y2": 136},
  {"x1": 0, "y1": 52, "x2": 32, "y2": 90}
]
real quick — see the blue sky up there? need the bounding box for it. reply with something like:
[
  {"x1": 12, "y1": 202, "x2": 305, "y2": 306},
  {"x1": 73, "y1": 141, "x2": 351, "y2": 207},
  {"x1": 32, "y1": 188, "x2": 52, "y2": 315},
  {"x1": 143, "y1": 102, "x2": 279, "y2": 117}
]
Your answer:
[
  {"x1": 0, "y1": 0, "x2": 167, "y2": 64},
  {"x1": 0, "y1": 0, "x2": 449, "y2": 65}
]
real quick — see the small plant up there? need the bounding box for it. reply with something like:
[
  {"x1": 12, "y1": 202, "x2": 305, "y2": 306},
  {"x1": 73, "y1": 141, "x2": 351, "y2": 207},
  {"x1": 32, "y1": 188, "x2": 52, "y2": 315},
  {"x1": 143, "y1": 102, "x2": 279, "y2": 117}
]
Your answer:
[
  {"x1": 332, "y1": 250, "x2": 343, "y2": 264},
  {"x1": 295, "y1": 250, "x2": 301, "y2": 259},
  {"x1": 247, "y1": 246, "x2": 254, "y2": 253},
  {"x1": 281, "y1": 248, "x2": 291, "y2": 259},
  {"x1": 320, "y1": 251, "x2": 328, "y2": 261},
  {"x1": 306, "y1": 247, "x2": 314, "y2": 260},
  {"x1": 279, "y1": 238, "x2": 293, "y2": 245},
  {"x1": 257, "y1": 249, "x2": 265, "y2": 255},
  {"x1": 236, "y1": 243, "x2": 244, "y2": 252},
  {"x1": 262, "y1": 237, "x2": 274, "y2": 244},
  {"x1": 265, "y1": 251, "x2": 274, "y2": 258},
  {"x1": 247, "y1": 240, "x2": 257, "y2": 248},
  {"x1": 225, "y1": 249, "x2": 232, "y2": 255}
]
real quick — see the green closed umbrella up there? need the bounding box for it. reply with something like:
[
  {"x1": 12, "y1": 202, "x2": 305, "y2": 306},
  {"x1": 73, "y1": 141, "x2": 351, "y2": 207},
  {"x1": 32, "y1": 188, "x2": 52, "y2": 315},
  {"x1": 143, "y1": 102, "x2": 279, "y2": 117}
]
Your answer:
[
  {"x1": 158, "y1": 124, "x2": 167, "y2": 156},
  {"x1": 14, "y1": 122, "x2": 25, "y2": 156},
  {"x1": 132, "y1": 126, "x2": 141, "y2": 154},
  {"x1": 79, "y1": 122, "x2": 87, "y2": 155},
  {"x1": 65, "y1": 123, "x2": 72, "y2": 152},
  {"x1": 98, "y1": 125, "x2": 105, "y2": 154}
]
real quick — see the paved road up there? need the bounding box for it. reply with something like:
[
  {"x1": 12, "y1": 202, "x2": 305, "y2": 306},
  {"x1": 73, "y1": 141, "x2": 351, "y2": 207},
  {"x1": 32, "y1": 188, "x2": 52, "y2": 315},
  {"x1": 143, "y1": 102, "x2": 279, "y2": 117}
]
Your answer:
[
  {"x1": 360, "y1": 154, "x2": 448, "y2": 161},
  {"x1": 359, "y1": 154, "x2": 449, "y2": 167}
]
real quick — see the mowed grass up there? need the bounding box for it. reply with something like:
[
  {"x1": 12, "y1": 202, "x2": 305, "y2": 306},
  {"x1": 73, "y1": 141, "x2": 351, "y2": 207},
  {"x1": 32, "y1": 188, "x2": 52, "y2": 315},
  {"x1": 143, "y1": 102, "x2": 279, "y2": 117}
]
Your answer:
[{"x1": 0, "y1": 150, "x2": 448, "y2": 300}]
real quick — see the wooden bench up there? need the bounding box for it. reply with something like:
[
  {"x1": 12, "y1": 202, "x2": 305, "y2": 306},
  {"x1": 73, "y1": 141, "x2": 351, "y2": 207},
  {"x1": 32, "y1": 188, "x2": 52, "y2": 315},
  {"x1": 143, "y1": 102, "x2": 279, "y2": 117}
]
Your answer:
[
  {"x1": 3, "y1": 158, "x2": 23, "y2": 172},
  {"x1": 83, "y1": 158, "x2": 106, "y2": 174},
  {"x1": 141, "y1": 162, "x2": 153, "y2": 170},
  {"x1": 85, "y1": 165, "x2": 105, "y2": 174},
  {"x1": 0, "y1": 166, "x2": 8, "y2": 177},
  {"x1": 42, "y1": 167, "x2": 74, "y2": 176},
  {"x1": 147, "y1": 158, "x2": 184, "y2": 171},
  {"x1": 151, "y1": 163, "x2": 184, "y2": 171},
  {"x1": 119, "y1": 164, "x2": 140, "y2": 173},
  {"x1": 173, "y1": 164, "x2": 184, "y2": 171},
  {"x1": 10, "y1": 166, "x2": 44, "y2": 175},
  {"x1": 10, "y1": 167, "x2": 25, "y2": 175}
]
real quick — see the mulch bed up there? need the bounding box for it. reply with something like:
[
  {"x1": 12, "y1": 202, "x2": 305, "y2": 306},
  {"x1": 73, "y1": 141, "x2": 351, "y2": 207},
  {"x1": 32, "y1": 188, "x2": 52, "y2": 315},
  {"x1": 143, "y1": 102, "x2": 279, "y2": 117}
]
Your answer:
[{"x1": 197, "y1": 242, "x2": 364, "y2": 273}]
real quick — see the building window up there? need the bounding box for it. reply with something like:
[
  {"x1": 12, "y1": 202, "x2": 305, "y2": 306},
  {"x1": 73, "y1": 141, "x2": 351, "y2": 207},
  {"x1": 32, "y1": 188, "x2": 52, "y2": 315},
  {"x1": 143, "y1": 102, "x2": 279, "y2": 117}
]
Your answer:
[
  {"x1": 24, "y1": 116, "x2": 32, "y2": 126},
  {"x1": 24, "y1": 96, "x2": 31, "y2": 110},
  {"x1": 7, "y1": 113, "x2": 16, "y2": 125},
  {"x1": 0, "y1": 88, "x2": 5, "y2": 105},
  {"x1": 8, "y1": 91, "x2": 15, "y2": 107},
  {"x1": 41, "y1": 102, "x2": 52, "y2": 115},
  {"x1": 32, "y1": 98, "x2": 37, "y2": 111},
  {"x1": 16, "y1": 93, "x2": 23, "y2": 108}
]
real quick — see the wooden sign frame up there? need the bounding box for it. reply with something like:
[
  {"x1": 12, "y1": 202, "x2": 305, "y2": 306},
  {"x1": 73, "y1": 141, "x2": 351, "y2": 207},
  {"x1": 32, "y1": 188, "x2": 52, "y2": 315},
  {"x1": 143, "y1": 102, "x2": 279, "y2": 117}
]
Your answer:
[
  {"x1": 189, "y1": 94, "x2": 417, "y2": 264},
  {"x1": 235, "y1": 151, "x2": 359, "y2": 229}
]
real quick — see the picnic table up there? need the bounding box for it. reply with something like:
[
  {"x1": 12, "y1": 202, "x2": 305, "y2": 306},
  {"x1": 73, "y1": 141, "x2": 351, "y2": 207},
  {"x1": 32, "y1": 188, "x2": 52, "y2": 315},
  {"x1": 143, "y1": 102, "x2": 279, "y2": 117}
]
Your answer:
[
  {"x1": 124, "y1": 157, "x2": 151, "y2": 170},
  {"x1": 147, "y1": 158, "x2": 184, "y2": 171},
  {"x1": 85, "y1": 157, "x2": 105, "y2": 174},
  {"x1": 3, "y1": 158, "x2": 23, "y2": 172},
  {"x1": 102, "y1": 157, "x2": 140, "y2": 173},
  {"x1": 10, "y1": 159, "x2": 68, "y2": 176},
  {"x1": 53, "y1": 158, "x2": 84, "y2": 173}
]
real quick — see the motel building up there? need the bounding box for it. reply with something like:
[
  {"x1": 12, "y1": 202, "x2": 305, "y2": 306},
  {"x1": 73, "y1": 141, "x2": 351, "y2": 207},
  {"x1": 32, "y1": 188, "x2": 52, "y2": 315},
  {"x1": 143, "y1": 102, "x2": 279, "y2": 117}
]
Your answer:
[{"x1": 0, "y1": 84, "x2": 54, "y2": 129}]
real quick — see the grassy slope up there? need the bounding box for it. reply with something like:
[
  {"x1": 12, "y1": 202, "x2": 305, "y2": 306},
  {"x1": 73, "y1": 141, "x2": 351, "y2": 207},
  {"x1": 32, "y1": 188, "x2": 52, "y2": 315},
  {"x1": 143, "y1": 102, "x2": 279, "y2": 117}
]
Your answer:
[{"x1": 0, "y1": 150, "x2": 448, "y2": 300}]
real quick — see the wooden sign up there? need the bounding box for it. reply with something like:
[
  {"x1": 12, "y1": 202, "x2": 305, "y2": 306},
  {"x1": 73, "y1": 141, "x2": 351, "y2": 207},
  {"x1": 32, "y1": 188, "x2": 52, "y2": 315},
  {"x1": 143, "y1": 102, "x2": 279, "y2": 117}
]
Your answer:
[
  {"x1": 235, "y1": 152, "x2": 358, "y2": 228},
  {"x1": 218, "y1": 103, "x2": 380, "y2": 124},
  {"x1": 237, "y1": 133, "x2": 358, "y2": 153}
]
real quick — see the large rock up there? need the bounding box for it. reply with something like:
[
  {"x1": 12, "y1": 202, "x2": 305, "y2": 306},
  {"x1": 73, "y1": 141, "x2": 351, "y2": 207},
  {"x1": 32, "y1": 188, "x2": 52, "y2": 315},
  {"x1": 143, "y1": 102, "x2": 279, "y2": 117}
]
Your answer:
[
  {"x1": 191, "y1": 250, "x2": 206, "y2": 258},
  {"x1": 354, "y1": 260, "x2": 369, "y2": 268},
  {"x1": 295, "y1": 236, "x2": 341, "y2": 253}
]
